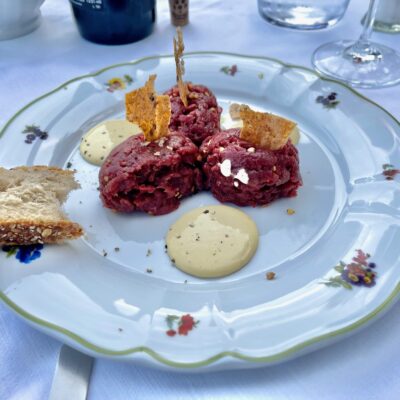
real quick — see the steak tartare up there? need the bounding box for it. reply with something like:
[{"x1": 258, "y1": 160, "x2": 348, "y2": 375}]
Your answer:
[
  {"x1": 99, "y1": 132, "x2": 202, "y2": 215},
  {"x1": 165, "y1": 83, "x2": 222, "y2": 145},
  {"x1": 200, "y1": 128, "x2": 302, "y2": 207}
]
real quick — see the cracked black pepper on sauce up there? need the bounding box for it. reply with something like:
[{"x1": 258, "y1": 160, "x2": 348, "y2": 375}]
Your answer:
[
  {"x1": 80, "y1": 120, "x2": 141, "y2": 165},
  {"x1": 165, "y1": 205, "x2": 258, "y2": 278}
]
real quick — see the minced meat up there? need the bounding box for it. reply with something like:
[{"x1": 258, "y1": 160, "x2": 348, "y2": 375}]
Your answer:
[
  {"x1": 99, "y1": 132, "x2": 203, "y2": 215},
  {"x1": 200, "y1": 128, "x2": 302, "y2": 207},
  {"x1": 165, "y1": 83, "x2": 222, "y2": 145}
]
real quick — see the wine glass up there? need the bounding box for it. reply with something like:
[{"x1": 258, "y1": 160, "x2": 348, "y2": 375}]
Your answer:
[{"x1": 312, "y1": 0, "x2": 400, "y2": 88}]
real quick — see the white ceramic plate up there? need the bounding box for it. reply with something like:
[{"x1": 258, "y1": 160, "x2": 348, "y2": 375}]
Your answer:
[{"x1": 1, "y1": 53, "x2": 400, "y2": 371}]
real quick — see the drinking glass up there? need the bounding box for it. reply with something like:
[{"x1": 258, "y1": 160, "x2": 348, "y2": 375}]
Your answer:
[
  {"x1": 312, "y1": 0, "x2": 400, "y2": 88},
  {"x1": 257, "y1": 0, "x2": 350, "y2": 30},
  {"x1": 366, "y1": 0, "x2": 400, "y2": 34},
  {"x1": 0, "y1": 0, "x2": 44, "y2": 41}
]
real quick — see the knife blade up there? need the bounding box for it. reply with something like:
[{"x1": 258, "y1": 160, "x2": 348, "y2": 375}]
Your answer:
[{"x1": 48, "y1": 345, "x2": 94, "y2": 400}]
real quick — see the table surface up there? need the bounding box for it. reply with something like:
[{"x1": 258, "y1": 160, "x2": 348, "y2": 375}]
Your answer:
[{"x1": 1, "y1": 0, "x2": 399, "y2": 399}]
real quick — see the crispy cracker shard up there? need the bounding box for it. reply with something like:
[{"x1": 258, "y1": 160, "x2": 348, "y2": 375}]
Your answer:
[
  {"x1": 229, "y1": 103, "x2": 243, "y2": 120},
  {"x1": 125, "y1": 75, "x2": 171, "y2": 141},
  {"x1": 126, "y1": 74, "x2": 156, "y2": 138},
  {"x1": 239, "y1": 105, "x2": 297, "y2": 150},
  {"x1": 155, "y1": 95, "x2": 171, "y2": 139},
  {"x1": 173, "y1": 27, "x2": 189, "y2": 107}
]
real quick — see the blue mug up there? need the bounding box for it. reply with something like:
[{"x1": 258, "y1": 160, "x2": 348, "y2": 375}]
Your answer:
[{"x1": 69, "y1": 0, "x2": 156, "y2": 45}]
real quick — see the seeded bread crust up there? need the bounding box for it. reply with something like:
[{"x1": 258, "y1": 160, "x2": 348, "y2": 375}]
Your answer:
[
  {"x1": 0, "y1": 220, "x2": 83, "y2": 245},
  {"x1": 0, "y1": 166, "x2": 83, "y2": 245}
]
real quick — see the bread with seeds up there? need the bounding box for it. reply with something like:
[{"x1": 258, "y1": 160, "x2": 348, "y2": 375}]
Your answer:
[{"x1": 0, "y1": 166, "x2": 83, "y2": 245}]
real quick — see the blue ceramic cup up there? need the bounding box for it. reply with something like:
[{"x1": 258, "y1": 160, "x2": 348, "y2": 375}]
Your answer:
[{"x1": 69, "y1": 0, "x2": 156, "y2": 45}]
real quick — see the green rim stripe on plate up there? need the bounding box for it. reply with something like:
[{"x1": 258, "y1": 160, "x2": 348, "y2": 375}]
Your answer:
[
  {"x1": 1, "y1": 284, "x2": 399, "y2": 368},
  {"x1": 1, "y1": 51, "x2": 400, "y2": 137},
  {"x1": 1, "y1": 52, "x2": 400, "y2": 368}
]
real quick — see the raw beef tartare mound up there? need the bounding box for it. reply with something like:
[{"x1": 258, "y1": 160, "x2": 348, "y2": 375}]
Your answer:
[
  {"x1": 200, "y1": 128, "x2": 302, "y2": 207},
  {"x1": 165, "y1": 83, "x2": 222, "y2": 145},
  {"x1": 99, "y1": 132, "x2": 203, "y2": 216}
]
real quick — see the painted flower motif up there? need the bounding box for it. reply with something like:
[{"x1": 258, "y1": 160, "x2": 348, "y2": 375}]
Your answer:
[
  {"x1": 22, "y1": 125, "x2": 48, "y2": 144},
  {"x1": 2, "y1": 244, "x2": 44, "y2": 264},
  {"x1": 382, "y1": 164, "x2": 400, "y2": 180},
  {"x1": 220, "y1": 65, "x2": 238, "y2": 76},
  {"x1": 352, "y1": 249, "x2": 369, "y2": 266},
  {"x1": 316, "y1": 92, "x2": 340, "y2": 109},
  {"x1": 322, "y1": 249, "x2": 377, "y2": 289},
  {"x1": 123, "y1": 74, "x2": 133, "y2": 84},
  {"x1": 106, "y1": 75, "x2": 133, "y2": 93},
  {"x1": 106, "y1": 78, "x2": 126, "y2": 92},
  {"x1": 165, "y1": 314, "x2": 199, "y2": 337}
]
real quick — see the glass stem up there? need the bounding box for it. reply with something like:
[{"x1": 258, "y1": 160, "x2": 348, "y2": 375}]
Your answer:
[
  {"x1": 346, "y1": 0, "x2": 382, "y2": 62},
  {"x1": 359, "y1": 0, "x2": 379, "y2": 43}
]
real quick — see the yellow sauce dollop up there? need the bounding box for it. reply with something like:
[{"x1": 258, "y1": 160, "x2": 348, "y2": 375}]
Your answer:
[
  {"x1": 166, "y1": 205, "x2": 259, "y2": 278},
  {"x1": 80, "y1": 120, "x2": 141, "y2": 165}
]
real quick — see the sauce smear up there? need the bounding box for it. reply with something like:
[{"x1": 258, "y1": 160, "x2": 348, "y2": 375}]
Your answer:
[
  {"x1": 80, "y1": 119, "x2": 141, "y2": 165},
  {"x1": 166, "y1": 205, "x2": 258, "y2": 278}
]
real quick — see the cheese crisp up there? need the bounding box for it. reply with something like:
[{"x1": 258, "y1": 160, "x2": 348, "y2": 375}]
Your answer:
[
  {"x1": 125, "y1": 75, "x2": 171, "y2": 141},
  {"x1": 229, "y1": 103, "x2": 242, "y2": 120},
  {"x1": 239, "y1": 105, "x2": 297, "y2": 150},
  {"x1": 155, "y1": 95, "x2": 171, "y2": 140},
  {"x1": 125, "y1": 74, "x2": 157, "y2": 139},
  {"x1": 173, "y1": 27, "x2": 189, "y2": 107}
]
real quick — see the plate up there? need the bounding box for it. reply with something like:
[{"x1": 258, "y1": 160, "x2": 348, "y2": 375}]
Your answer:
[{"x1": 1, "y1": 52, "x2": 400, "y2": 371}]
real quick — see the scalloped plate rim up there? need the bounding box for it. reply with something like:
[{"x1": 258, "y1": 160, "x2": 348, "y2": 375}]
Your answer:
[{"x1": 1, "y1": 51, "x2": 400, "y2": 370}]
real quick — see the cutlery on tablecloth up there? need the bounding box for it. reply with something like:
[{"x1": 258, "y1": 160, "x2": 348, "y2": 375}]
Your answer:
[{"x1": 49, "y1": 345, "x2": 94, "y2": 400}]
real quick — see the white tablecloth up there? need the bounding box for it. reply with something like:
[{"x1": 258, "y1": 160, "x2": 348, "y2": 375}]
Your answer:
[{"x1": 1, "y1": 1, "x2": 400, "y2": 399}]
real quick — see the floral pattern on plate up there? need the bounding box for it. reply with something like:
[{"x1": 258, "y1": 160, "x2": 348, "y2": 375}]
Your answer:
[
  {"x1": 220, "y1": 65, "x2": 238, "y2": 76},
  {"x1": 105, "y1": 75, "x2": 133, "y2": 92},
  {"x1": 166, "y1": 314, "x2": 199, "y2": 337},
  {"x1": 322, "y1": 249, "x2": 377, "y2": 289},
  {"x1": 316, "y1": 92, "x2": 340, "y2": 109},
  {"x1": 2, "y1": 244, "x2": 44, "y2": 264},
  {"x1": 382, "y1": 164, "x2": 400, "y2": 180},
  {"x1": 22, "y1": 125, "x2": 48, "y2": 144}
]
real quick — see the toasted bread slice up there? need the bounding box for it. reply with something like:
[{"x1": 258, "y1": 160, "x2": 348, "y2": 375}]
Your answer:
[{"x1": 0, "y1": 166, "x2": 83, "y2": 245}]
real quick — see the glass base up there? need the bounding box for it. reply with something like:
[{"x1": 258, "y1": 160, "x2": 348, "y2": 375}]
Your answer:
[
  {"x1": 257, "y1": 1, "x2": 349, "y2": 31},
  {"x1": 260, "y1": 13, "x2": 337, "y2": 30},
  {"x1": 312, "y1": 40, "x2": 400, "y2": 88},
  {"x1": 0, "y1": 12, "x2": 41, "y2": 41}
]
